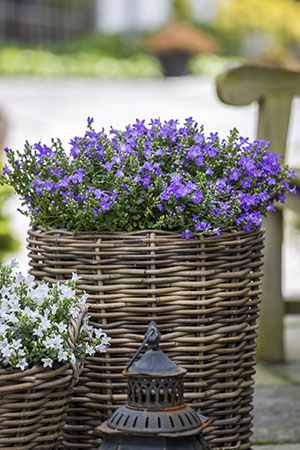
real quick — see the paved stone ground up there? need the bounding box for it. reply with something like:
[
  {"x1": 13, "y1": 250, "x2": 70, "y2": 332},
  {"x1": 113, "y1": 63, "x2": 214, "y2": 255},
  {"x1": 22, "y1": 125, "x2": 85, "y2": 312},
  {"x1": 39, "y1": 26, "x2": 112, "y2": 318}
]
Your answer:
[
  {"x1": 253, "y1": 442, "x2": 300, "y2": 449},
  {"x1": 0, "y1": 76, "x2": 299, "y2": 448}
]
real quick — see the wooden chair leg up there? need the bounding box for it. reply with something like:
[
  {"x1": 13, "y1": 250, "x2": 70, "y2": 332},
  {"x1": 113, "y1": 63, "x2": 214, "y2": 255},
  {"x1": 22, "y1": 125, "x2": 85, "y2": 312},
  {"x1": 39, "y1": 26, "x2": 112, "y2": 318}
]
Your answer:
[{"x1": 257, "y1": 212, "x2": 284, "y2": 362}]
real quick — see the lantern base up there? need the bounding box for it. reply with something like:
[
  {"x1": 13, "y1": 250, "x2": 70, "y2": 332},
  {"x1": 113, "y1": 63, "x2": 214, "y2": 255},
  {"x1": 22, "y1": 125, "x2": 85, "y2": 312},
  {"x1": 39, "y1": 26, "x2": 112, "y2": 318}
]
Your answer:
[{"x1": 99, "y1": 434, "x2": 210, "y2": 449}]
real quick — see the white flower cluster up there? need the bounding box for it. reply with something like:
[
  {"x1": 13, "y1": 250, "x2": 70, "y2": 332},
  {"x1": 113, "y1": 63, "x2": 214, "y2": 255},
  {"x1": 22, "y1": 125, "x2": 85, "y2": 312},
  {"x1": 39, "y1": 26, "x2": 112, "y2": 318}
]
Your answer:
[{"x1": 0, "y1": 260, "x2": 110, "y2": 371}]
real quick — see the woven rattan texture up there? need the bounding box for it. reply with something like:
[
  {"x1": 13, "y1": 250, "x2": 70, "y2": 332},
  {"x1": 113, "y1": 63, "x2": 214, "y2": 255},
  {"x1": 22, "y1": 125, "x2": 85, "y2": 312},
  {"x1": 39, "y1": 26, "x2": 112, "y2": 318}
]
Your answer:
[
  {"x1": 0, "y1": 305, "x2": 86, "y2": 450},
  {"x1": 27, "y1": 227, "x2": 264, "y2": 450}
]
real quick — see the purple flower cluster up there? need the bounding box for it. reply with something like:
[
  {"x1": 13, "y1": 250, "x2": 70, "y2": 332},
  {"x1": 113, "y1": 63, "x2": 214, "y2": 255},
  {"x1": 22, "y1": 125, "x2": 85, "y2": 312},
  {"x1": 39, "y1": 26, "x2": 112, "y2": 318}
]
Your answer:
[{"x1": 1, "y1": 117, "x2": 296, "y2": 237}]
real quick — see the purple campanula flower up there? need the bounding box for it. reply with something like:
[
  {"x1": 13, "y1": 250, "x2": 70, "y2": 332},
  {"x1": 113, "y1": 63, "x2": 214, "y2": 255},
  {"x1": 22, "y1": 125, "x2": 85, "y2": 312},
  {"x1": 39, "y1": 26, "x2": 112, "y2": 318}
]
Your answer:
[
  {"x1": 155, "y1": 148, "x2": 164, "y2": 157},
  {"x1": 229, "y1": 168, "x2": 241, "y2": 181},
  {"x1": 103, "y1": 161, "x2": 113, "y2": 171},
  {"x1": 267, "y1": 203, "x2": 276, "y2": 212},
  {"x1": 182, "y1": 230, "x2": 193, "y2": 239},
  {"x1": 1, "y1": 117, "x2": 294, "y2": 238},
  {"x1": 213, "y1": 226, "x2": 221, "y2": 236},
  {"x1": 206, "y1": 146, "x2": 219, "y2": 158},
  {"x1": 2, "y1": 166, "x2": 11, "y2": 177},
  {"x1": 43, "y1": 180, "x2": 54, "y2": 191},
  {"x1": 87, "y1": 117, "x2": 94, "y2": 126},
  {"x1": 70, "y1": 169, "x2": 85, "y2": 183},
  {"x1": 191, "y1": 190, "x2": 203, "y2": 205},
  {"x1": 94, "y1": 189, "x2": 105, "y2": 199},
  {"x1": 278, "y1": 193, "x2": 287, "y2": 203},
  {"x1": 58, "y1": 177, "x2": 70, "y2": 189}
]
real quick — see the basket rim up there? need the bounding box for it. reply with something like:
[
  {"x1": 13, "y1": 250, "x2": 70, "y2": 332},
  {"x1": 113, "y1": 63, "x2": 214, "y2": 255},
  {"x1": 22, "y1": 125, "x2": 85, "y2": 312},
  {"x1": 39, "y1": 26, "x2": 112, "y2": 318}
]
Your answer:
[{"x1": 28, "y1": 225, "x2": 264, "y2": 240}]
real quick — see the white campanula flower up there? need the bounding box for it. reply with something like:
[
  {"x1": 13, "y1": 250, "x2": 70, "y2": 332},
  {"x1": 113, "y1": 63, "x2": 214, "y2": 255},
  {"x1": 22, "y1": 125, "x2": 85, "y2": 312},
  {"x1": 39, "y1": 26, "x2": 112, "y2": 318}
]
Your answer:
[
  {"x1": 11, "y1": 338, "x2": 22, "y2": 350},
  {"x1": 0, "y1": 323, "x2": 9, "y2": 335},
  {"x1": 95, "y1": 343, "x2": 108, "y2": 353},
  {"x1": 31, "y1": 283, "x2": 49, "y2": 305},
  {"x1": 23, "y1": 306, "x2": 40, "y2": 320},
  {"x1": 60, "y1": 284, "x2": 75, "y2": 300},
  {"x1": 17, "y1": 348, "x2": 26, "y2": 357},
  {"x1": 33, "y1": 326, "x2": 44, "y2": 338},
  {"x1": 57, "y1": 322, "x2": 67, "y2": 333},
  {"x1": 39, "y1": 315, "x2": 51, "y2": 331},
  {"x1": 16, "y1": 358, "x2": 28, "y2": 371},
  {"x1": 58, "y1": 349, "x2": 68, "y2": 362},
  {"x1": 85, "y1": 344, "x2": 96, "y2": 356},
  {"x1": 41, "y1": 358, "x2": 53, "y2": 368},
  {"x1": 70, "y1": 307, "x2": 79, "y2": 319},
  {"x1": 44, "y1": 334, "x2": 63, "y2": 350},
  {"x1": 15, "y1": 272, "x2": 25, "y2": 284},
  {"x1": 1, "y1": 345, "x2": 15, "y2": 358},
  {"x1": 0, "y1": 338, "x2": 8, "y2": 349},
  {"x1": 6, "y1": 312, "x2": 18, "y2": 324},
  {"x1": 94, "y1": 328, "x2": 103, "y2": 339},
  {"x1": 101, "y1": 333, "x2": 111, "y2": 346}
]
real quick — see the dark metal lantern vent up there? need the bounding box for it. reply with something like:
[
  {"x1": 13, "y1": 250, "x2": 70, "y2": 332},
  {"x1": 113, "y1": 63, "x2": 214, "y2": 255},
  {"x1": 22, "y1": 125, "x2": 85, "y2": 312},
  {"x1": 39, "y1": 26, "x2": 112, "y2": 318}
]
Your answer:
[{"x1": 127, "y1": 375, "x2": 184, "y2": 409}]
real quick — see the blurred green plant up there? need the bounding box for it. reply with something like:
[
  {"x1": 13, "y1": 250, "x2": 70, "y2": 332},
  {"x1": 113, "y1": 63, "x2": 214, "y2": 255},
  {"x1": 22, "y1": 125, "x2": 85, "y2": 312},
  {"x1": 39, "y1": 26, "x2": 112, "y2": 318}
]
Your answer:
[
  {"x1": 0, "y1": 183, "x2": 19, "y2": 262},
  {"x1": 171, "y1": 0, "x2": 192, "y2": 22},
  {"x1": 190, "y1": 54, "x2": 244, "y2": 76},
  {"x1": 214, "y1": 0, "x2": 300, "y2": 62},
  {"x1": 0, "y1": 32, "x2": 163, "y2": 78}
]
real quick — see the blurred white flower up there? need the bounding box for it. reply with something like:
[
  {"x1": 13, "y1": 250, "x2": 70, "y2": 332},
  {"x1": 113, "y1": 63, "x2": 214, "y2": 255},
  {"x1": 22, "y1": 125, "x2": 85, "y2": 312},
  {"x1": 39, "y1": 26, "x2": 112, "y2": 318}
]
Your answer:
[
  {"x1": 8, "y1": 259, "x2": 19, "y2": 269},
  {"x1": 71, "y1": 273, "x2": 81, "y2": 282},
  {"x1": 60, "y1": 284, "x2": 74, "y2": 299},
  {"x1": 81, "y1": 291, "x2": 90, "y2": 302},
  {"x1": 26, "y1": 274, "x2": 35, "y2": 287}
]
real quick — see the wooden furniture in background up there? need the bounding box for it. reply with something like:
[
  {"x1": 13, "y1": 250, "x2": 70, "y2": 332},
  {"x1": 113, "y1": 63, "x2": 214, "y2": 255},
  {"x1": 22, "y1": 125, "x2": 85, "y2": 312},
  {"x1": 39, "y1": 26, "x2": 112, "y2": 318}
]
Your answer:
[{"x1": 216, "y1": 64, "x2": 300, "y2": 362}]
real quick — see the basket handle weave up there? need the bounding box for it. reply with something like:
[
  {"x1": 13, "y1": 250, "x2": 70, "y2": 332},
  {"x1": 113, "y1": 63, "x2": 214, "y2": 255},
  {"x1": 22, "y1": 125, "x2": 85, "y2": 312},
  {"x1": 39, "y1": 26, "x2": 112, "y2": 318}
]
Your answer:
[{"x1": 67, "y1": 304, "x2": 88, "y2": 386}]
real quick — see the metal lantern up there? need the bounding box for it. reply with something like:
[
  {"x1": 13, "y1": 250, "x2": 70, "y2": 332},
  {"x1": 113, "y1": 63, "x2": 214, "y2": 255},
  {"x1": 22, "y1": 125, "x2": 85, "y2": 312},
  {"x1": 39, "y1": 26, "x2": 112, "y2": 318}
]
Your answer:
[{"x1": 97, "y1": 321, "x2": 211, "y2": 449}]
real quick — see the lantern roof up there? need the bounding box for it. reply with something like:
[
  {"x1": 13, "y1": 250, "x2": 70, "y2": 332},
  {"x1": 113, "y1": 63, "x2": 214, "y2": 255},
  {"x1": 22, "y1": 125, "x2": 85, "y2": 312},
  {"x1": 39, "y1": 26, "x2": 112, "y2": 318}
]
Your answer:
[{"x1": 124, "y1": 321, "x2": 186, "y2": 377}]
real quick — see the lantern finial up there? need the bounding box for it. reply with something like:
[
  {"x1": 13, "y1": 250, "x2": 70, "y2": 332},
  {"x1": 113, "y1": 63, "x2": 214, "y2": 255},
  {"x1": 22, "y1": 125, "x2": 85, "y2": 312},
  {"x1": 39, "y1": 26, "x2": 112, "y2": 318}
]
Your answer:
[{"x1": 126, "y1": 320, "x2": 161, "y2": 370}]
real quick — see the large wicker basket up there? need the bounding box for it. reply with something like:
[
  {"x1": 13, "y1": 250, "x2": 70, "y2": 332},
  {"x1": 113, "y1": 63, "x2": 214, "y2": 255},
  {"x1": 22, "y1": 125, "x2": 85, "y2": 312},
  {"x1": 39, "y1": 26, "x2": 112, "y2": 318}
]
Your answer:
[
  {"x1": 0, "y1": 305, "x2": 87, "y2": 449},
  {"x1": 27, "y1": 227, "x2": 264, "y2": 450}
]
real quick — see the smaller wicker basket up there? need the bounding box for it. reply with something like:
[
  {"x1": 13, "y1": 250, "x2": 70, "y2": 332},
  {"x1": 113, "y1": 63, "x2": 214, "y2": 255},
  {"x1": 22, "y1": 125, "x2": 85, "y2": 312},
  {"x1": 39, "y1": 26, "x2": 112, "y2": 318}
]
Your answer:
[{"x1": 0, "y1": 305, "x2": 87, "y2": 450}]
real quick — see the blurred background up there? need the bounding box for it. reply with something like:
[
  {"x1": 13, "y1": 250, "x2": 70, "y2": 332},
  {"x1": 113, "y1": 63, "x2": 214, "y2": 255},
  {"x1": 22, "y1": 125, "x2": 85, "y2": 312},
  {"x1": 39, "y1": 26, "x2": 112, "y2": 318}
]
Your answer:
[{"x1": 0, "y1": 0, "x2": 300, "y2": 306}]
